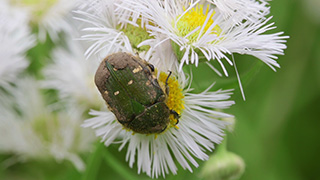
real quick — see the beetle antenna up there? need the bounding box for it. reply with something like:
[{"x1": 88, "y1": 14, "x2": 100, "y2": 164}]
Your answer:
[
  {"x1": 166, "y1": 71, "x2": 172, "y2": 85},
  {"x1": 165, "y1": 71, "x2": 172, "y2": 95}
]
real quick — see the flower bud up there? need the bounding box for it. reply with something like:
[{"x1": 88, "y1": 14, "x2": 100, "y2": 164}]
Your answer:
[{"x1": 200, "y1": 150, "x2": 245, "y2": 180}]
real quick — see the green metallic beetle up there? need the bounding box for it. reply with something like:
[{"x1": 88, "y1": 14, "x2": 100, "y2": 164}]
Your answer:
[{"x1": 95, "y1": 52, "x2": 178, "y2": 134}]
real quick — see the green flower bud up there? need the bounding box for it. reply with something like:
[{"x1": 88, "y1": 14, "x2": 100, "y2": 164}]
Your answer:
[{"x1": 200, "y1": 150, "x2": 245, "y2": 180}]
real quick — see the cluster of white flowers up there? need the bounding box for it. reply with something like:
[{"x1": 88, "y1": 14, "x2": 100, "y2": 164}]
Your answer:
[
  {"x1": 0, "y1": 0, "x2": 96, "y2": 171},
  {"x1": 0, "y1": 3, "x2": 35, "y2": 88},
  {"x1": 78, "y1": 0, "x2": 288, "y2": 74},
  {"x1": 74, "y1": 0, "x2": 287, "y2": 178},
  {"x1": 2, "y1": 0, "x2": 78, "y2": 41},
  {"x1": 42, "y1": 35, "x2": 105, "y2": 110},
  {"x1": 0, "y1": 77, "x2": 95, "y2": 171},
  {"x1": 0, "y1": 0, "x2": 288, "y2": 178}
]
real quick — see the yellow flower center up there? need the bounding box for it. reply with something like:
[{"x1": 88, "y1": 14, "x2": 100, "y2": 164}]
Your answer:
[
  {"x1": 158, "y1": 71, "x2": 185, "y2": 129},
  {"x1": 10, "y1": 0, "x2": 58, "y2": 23},
  {"x1": 176, "y1": 4, "x2": 222, "y2": 43}
]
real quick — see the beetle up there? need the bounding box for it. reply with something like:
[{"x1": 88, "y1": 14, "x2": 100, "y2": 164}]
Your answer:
[{"x1": 95, "y1": 52, "x2": 178, "y2": 134}]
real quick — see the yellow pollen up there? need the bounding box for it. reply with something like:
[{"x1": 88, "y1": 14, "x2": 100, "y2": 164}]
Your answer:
[
  {"x1": 158, "y1": 72, "x2": 185, "y2": 128},
  {"x1": 176, "y1": 4, "x2": 222, "y2": 43}
]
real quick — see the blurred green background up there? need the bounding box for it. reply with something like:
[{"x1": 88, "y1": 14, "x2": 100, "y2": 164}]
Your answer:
[
  {"x1": 1, "y1": 0, "x2": 320, "y2": 179},
  {"x1": 227, "y1": 0, "x2": 320, "y2": 179}
]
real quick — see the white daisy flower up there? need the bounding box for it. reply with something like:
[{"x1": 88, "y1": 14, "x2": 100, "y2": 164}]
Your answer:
[
  {"x1": 74, "y1": 0, "x2": 152, "y2": 59},
  {"x1": 42, "y1": 37, "x2": 104, "y2": 110},
  {"x1": 0, "y1": 3, "x2": 35, "y2": 88},
  {"x1": 120, "y1": 0, "x2": 288, "y2": 76},
  {"x1": 146, "y1": 39, "x2": 180, "y2": 73},
  {"x1": 208, "y1": 0, "x2": 270, "y2": 24},
  {"x1": 6, "y1": 0, "x2": 78, "y2": 41},
  {"x1": 0, "y1": 77, "x2": 95, "y2": 171},
  {"x1": 83, "y1": 51, "x2": 235, "y2": 178}
]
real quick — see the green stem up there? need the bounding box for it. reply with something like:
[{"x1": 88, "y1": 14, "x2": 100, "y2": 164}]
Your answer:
[
  {"x1": 82, "y1": 142, "x2": 104, "y2": 180},
  {"x1": 103, "y1": 149, "x2": 141, "y2": 180},
  {"x1": 216, "y1": 135, "x2": 228, "y2": 155}
]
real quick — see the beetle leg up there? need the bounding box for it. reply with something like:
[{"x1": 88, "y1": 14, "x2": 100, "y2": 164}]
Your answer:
[
  {"x1": 170, "y1": 109, "x2": 180, "y2": 125},
  {"x1": 175, "y1": 119, "x2": 179, "y2": 125},
  {"x1": 142, "y1": 62, "x2": 152, "y2": 75},
  {"x1": 147, "y1": 64, "x2": 155, "y2": 72},
  {"x1": 159, "y1": 125, "x2": 168, "y2": 133},
  {"x1": 165, "y1": 71, "x2": 172, "y2": 95}
]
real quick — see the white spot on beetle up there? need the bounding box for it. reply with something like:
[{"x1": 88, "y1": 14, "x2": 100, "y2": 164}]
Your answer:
[
  {"x1": 133, "y1": 66, "x2": 143, "y2": 73},
  {"x1": 114, "y1": 91, "x2": 120, "y2": 95}
]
